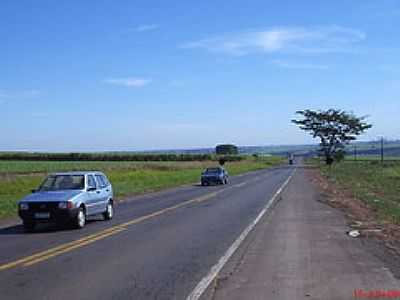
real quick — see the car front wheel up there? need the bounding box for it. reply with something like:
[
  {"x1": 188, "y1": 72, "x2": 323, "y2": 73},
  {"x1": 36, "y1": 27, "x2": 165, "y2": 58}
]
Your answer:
[
  {"x1": 23, "y1": 220, "x2": 35, "y2": 232},
  {"x1": 103, "y1": 201, "x2": 113, "y2": 220},
  {"x1": 73, "y1": 207, "x2": 86, "y2": 229}
]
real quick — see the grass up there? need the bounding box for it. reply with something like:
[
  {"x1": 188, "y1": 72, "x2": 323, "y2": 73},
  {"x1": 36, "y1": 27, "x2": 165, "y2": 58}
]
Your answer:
[
  {"x1": 318, "y1": 160, "x2": 400, "y2": 224},
  {"x1": 0, "y1": 157, "x2": 284, "y2": 219},
  {"x1": 344, "y1": 156, "x2": 400, "y2": 161}
]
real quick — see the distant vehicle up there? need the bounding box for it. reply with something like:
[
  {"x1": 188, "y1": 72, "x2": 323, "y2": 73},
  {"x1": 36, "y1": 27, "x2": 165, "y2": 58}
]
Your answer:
[
  {"x1": 18, "y1": 171, "x2": 114, "y2": 232},
  {"x1": 288, "y1": 154, "x2": 294, "y2": 165},
  {"x1": 201, "y1": 167, "x2": 228, "y2": 186}
]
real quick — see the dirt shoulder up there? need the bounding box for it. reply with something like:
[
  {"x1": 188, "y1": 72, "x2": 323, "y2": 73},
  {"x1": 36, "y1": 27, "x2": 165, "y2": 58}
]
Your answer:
[{"x1": 306, "y1": 166, "x2": 400, "y2": 279}]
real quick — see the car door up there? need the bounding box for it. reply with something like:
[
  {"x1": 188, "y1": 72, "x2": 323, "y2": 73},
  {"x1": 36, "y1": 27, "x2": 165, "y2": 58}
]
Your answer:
[
  {"x1": 101, "y1": 174, "x2": 112, "y2": 201},
  {"x1": 86, "y1": 174, "x2": 103, "y2": 215},
  {"x1": 95, "y1": 174, "x2": 108, "y2": 212}
]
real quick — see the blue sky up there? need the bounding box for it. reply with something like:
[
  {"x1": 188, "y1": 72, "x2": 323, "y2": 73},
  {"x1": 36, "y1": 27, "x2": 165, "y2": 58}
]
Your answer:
[{"x1": 1, "y1": 0, "x2": 399, "y2": 151}]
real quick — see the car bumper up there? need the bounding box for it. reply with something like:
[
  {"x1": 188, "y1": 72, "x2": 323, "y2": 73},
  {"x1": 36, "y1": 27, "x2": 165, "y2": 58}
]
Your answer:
[
  {"x1": 201, "y1": 177, "x2": 223, "y2": 184},
  {"x1": 19, "y1": 208, "x2": 80, "y2": 223}
]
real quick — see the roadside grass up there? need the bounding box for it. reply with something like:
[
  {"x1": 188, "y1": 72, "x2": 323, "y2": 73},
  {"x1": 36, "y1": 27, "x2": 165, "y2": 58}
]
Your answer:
[
  {"x1": 319, "y1": 160, "x2": 400, "y2": 224},
  {"x1": 0, "y1": 157, "x2": 283, "y2": 220},
  {"x1": 344, "y1": 156, "x2": 400, "y2": 161}
]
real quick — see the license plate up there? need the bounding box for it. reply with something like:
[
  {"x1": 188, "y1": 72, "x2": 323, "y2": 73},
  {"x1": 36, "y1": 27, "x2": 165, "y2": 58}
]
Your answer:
[{"x1": 34, "y1": 212, "x2": 50, "y2": 219}]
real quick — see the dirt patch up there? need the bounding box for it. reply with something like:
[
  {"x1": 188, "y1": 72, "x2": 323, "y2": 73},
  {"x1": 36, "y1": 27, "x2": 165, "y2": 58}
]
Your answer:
[{"x1": 306, "y1": 166, "x2": 400, "y2": 279}]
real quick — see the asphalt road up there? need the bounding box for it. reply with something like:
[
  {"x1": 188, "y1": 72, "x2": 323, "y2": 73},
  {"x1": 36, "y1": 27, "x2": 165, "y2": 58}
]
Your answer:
[{"x1": 0, "y1": 165, "x2": 294, "y2": 300}]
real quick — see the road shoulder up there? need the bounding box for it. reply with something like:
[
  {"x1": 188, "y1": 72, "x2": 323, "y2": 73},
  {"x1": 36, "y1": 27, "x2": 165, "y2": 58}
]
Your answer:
[{"x1": 208, "y1": 167, "x2": 400, "y2": 300}]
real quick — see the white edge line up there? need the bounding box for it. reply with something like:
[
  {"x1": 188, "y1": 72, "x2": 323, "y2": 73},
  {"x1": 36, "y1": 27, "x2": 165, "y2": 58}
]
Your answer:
[{"x1": 186, "y1": 168, "x2": 297, "y2": 300}]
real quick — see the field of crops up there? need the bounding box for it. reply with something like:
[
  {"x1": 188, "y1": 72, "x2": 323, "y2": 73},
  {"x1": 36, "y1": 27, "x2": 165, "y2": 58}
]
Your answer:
[
  {"x1": 0, "y1": 160, "x2": 212, "y2": 174},
  {"x1": 319, "y1": 160, "x2": 400, "y2": 224},
  {"x1": 0, "y1": 157, "x2": 284, "y2": 219}
]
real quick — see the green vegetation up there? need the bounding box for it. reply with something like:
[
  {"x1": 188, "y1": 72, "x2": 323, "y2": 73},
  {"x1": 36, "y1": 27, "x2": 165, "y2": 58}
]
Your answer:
[
  {"x1": 0, "y1": 156, "x2": 283, "y2": 219},
  {"x1": 319, "y1": 160, "x2": 400, "y2": 224},
  {"x1": 215, "y1": 144, "x2": 239, "y2": 155},
  {"x1": 344, "y1": 155, "x2": 400, "y2": 161},
  {"x1": 0, "y1": 152, "x2": 214, "y2": 161},
  {"x1": 292, "y1": 109, "x2": 372, "y2": 165}
]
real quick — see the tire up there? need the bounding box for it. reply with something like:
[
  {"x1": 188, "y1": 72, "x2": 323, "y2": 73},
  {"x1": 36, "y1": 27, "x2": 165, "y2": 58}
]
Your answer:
[
  {"x1": 224, "y1": 178, "x2": 228, "y2": 185},
  {"x1": 103, "y1": 201, "x2": 114, "y2": 221},
  {"x1": 23, "y1": 221, "x2": 35, "y2": 232},
  {"x1": 73, "y1": 207, "x2": 86, "y2": 229}
]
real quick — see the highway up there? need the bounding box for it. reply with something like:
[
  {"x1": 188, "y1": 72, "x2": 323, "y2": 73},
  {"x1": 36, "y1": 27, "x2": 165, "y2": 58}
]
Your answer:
[{"x1": 0, "y1": 165, "x2": 294, "y2": 300}]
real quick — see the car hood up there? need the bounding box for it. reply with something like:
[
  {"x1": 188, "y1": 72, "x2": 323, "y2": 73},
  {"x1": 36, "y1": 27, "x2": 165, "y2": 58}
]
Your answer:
[{"x1": 20, "y1": 190, "x2": 83, "y2": 203}]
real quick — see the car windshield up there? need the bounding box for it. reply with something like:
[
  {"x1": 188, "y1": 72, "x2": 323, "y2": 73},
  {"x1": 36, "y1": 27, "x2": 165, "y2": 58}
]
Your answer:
[
  {"x1": 205, "y1": 168, "x2": 222, "y2": 174},
  {"x1": 38, "y1": 175, "x2": 85, "y2": 191}
]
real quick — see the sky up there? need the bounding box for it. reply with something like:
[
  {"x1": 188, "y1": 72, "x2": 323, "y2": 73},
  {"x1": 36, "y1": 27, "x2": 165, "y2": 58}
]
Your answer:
[{"x1": 1, "y1": 0, "x2": 399, "y2": 151}]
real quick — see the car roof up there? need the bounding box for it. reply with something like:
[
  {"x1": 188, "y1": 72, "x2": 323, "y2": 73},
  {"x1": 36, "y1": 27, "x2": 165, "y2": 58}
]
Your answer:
[{"x1": 49, "y1": 171, "x2": 106, "y2": 176}]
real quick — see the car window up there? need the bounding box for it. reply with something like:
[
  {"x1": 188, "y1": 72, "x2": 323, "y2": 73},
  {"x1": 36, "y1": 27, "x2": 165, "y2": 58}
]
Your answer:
[
  {"x1": 95, "y1": 175, "x2": 106, "y2": 188},
  {"x1": 205, "y1": 168, "x2": 221, "y2": 174},
  {"x1": 87, "y1": 175, "x2": 97, "y2": 189},
  {"x1": 101, "y1": 175, "x2": 110, "y2": 186},
  {"x1": 39, "y1": 175, "x2": 84, "y2": 191}
]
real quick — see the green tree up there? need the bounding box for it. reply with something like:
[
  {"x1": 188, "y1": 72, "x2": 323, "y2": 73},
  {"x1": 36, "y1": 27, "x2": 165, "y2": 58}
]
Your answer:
[
  {"x1": 215, "y1": 144, "x2": 238, "y2": 155},
  {"x1": 292, "y1": 109, "x2": 372, "y2": 165}
]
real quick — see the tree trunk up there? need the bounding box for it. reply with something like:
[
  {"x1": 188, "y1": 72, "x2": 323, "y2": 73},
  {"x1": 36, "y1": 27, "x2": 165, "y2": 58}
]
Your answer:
[{"x1": 325, "y1": 155, "x2": 334, "y2": 165}]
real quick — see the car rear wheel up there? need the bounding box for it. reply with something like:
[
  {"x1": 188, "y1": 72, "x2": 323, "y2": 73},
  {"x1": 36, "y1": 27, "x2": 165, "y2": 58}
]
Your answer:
[
  {"x1": 103, "y1": 201, "x2": 113, "y2": 220},
  {"x1": 73, "y1": 207, "x2": 86, "y2": 229},
  {"x1": 23, "y1": 221, "x2": 35, "y2": 232}
]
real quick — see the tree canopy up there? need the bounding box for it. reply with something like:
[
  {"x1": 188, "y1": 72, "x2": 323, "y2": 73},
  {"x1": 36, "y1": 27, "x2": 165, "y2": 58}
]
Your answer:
[
  {"x1": 292, "y1": 109, "x2": 372, "y2": 164},
  {"x1": 215, "y1": 144, "x2": 239, "y2": 155}
]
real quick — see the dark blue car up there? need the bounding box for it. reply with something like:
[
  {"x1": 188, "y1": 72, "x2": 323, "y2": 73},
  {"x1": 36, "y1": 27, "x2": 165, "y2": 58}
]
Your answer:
[{"x1": 201, "y1": 167, "x2": 229, "y2": 186}]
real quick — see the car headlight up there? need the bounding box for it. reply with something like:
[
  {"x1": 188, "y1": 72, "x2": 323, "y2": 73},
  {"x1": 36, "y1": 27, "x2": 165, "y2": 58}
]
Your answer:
[
  {"x1": 20, "y1": 203, "x2": 29, "y2": 210},
  {"x1": 58, "y1": 201, "x2": 74, "y2": 209}
]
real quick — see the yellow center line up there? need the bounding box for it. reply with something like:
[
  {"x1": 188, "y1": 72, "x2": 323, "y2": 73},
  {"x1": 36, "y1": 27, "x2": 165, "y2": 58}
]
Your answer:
[
  {"x1": 0, "y1": 226, "x2": 124, "y2": 271},
  {"x1": 23, "y1": 227, "x2": 127, "y2": 267},
  {"x1": 233, "y1": 182, "x2": 247, "y2": 188},
  {"x1": 0, "y1": 190, "x2": 221, "y2": 271}
]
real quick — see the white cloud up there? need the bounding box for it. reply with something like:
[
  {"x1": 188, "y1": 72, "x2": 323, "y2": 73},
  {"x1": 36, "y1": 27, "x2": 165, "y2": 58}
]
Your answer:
[
  {"x1": 134, "y1": 24, "x2": 159, "y2": 32},
  {"x1": 169, "y1": 80, "x2": 185, "y2": 87},
  {"x1": 31, "y1": 112, "x2": 49, "y2": 118},
  {"x1": 20, "y1": 89, "x2": 41, "y2": 97},
  {"x1": 0, "y1": 89, "x2": 41, "y2": 99},
  {"x1": 272, "y1": 60, "x2": 330, "y2": 70},
  {"x1": 181, "y1": 26, "x2": 366, "y2": 55},
  {"x1": 104, "y1": 77, "x2": 152, "y2": 88}
]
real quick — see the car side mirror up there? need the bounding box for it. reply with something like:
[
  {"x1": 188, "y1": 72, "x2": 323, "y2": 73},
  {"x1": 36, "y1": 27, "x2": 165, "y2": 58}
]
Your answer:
[{"x1": 87, "y1": 186, "x2": 96, "y2": 192}]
